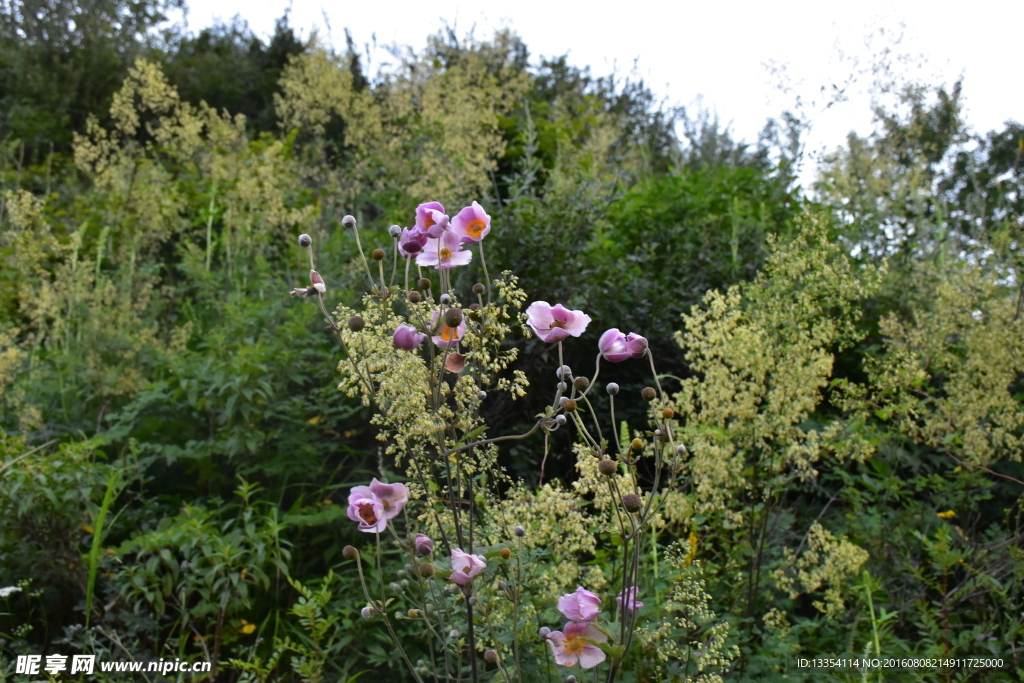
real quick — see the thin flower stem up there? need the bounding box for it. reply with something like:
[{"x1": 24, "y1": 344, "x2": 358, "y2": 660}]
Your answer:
[
  {"x1": 478, "y1": 239, "x2": 492, "y2": 302},
  {"x1": 390, "y1": 238, "x2": 399, "y2": 288},
  {"x1": 350, "y1": 221, "x2": 376, "y2": 289}
]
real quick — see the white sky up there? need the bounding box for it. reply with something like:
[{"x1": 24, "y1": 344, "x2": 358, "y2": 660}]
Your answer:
[{"x1": 181, "y1": 1, "x2": 1022, "y2": 186}]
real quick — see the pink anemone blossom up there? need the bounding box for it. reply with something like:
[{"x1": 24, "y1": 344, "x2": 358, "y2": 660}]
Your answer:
[
  {"x1": 398, "y1": 228, "x2": 428, "y2": 258},
  {"x1": 598, "y1": 329, "x2": 648, "y2": 362},
  {"x1": 393, "y1": 324, "x2": 426, "y2": 350},
  {"x1": 448, "y1": 549, "x2": 486, "y2": 585},
  {"x1": 616, "y1": 587, "x2": 644, "y2": 613},
  {"x1": 429, "y1": 310, "x2": 466, "y2": 348},
  {"x1": 367, "y1": 478, "x2": 409, "y2": 519},
  {"x1": 451, "y1": 201, "x2": 491, "y2": 243},
  {"x1": 547, "y1": 622, "x2": 607, "y2": 669},
  {"x1": 346, "y1": 491, "x2": 387, "y2": 533},
  {"x1": 417, "y1": 231, "x2": 472, "y2": 270},
  {"x1": 525, "y1": 302, "x2": 592, "y2": 343},
  {"x1": 415, "y1": 201, "x2": 449, "y2": 238},
  {"x1": 558, "y1": 587, "x2": 602, "y2": 622}
]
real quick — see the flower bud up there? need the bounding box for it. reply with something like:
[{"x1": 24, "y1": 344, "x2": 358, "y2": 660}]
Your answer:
[
  {"x1": 414, "y1": 533, "x2": 434, "y2": 556},
  {"x1": 484, "y1": 649, "x2": 498, "y2": 663},
  {"x1": 566, "y1": 676, "x2": 578, "y2": 683},
  {"x1": 473, "y1": 283, "x2": 485, "y2": 294},
  {"x1": 598, "y1": 459, "x2": 617, "y2": 476},
  {"x1": 500, "y1": 548, "x2": 511, "y2": 560},
  {"x1": 348, "y1": 315, "x2": 365, "y2": 332},
  {"x1": 498, "y1": 580, "x2": 509, "y2": 591},
  {"x1": 444, "y1": 308, "x2": 463, "y2": 327},
  {"x1": 418, "y1": 277, "x2": 432, "y2": 290},
  {"x1": 298, "y1": 233, "x2": 312, "y2": 247},
  {"x1": 514, "y1": 525, "x2": 525, "y2": 537},
  {"x1": 371, "y1": 248, "x2": 385, "y2": 261},
  {"x1": 630, "y1": 438, "x2": 644, "y2": 452},
  {"x1": 467, "y1": 596, "x2": 478, "y2": 606},
  {"x1": 440, "y1": 293, "x2": 452, "y2": 306},
  {"x1": 539, "y1": 626, "x2": 551, "y2": 637},
  {"x1": 562, "y1": 398, "x2": 577, "y2": 412},
  {"x1": 606, "y1": 382, "x2": 619, "y2": 396},
  {"x1": 342, "y1": 545, "x2": 359, "y2": 560},
  {"x1": 310, "y1": 270, "x2": 326, "y2": 293},
  {"x1": 554, "y1": 414, "x2": 567, "y2": 426},
  {"x1": 573, "y1": 376, "x2": 589, "y2": 391},
  {"x1": 408, "y1": 290, "x2": 421, "y2": 303},
  {"x1": 448, "y1": 629, "x2": 459, "y2": 639},
  {"x1": 342, "y1": 215, "x2": 357, "y2": 229},
  {"x1": 622, "y1": 493, "x2": 642, "y2": 512},
  {"x1": 389, "y1": 225, "x2": 402, "y2": 238},
  {"x1": 676, "y1": 444, "x2": 688, "y2": 455},
  {"x1": 641, "y1": 387, "x2": 657, "y2": 401},
  {"x1": 556, "y1": 365, "x2": 572, "y2": 379},
  {"x1": 557, "y1": 382, "x2": 567, "y2": 393},
  {"x1": 662, "y1": 407, "x2": 675, "y2": 419},
  {"x1": 418, "y1": 563, "x2": 435, "y2": 578},
  {"x1": 408, "y1": 608, "x2": 421, "y2": 618},
  {"x1": 361, "y1": 606, "x2": 373, "y2": 618},
  {"x1": 390, "y1": 582, "x2": 402, "y2": 592}
]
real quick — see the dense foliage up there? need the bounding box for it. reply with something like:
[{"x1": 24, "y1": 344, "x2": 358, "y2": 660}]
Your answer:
[{"x1": 1, "y1": 2, "x2": 1022, "y2": 680}]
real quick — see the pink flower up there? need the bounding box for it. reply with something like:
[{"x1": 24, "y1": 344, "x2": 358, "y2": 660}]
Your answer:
[
  {"x1": 448, "y1": 549, "x2": 486, "y2": 585},
  {"x1": 414, "y1": 534, "x2": 434, "y2": 556},
  {"x1": 393, "y1": 324, "x2": 425, "y2": 350},
  {"x1": 398, "y1": 228, "x2": 428, "y2": 258},
  {"x1": 546, "y1": 622, "x2": 607, "y2": 669},
  {"x1": 417, "y1": 231, "x2": 472, "y2": 270},
  {"x1": 346, "y1": 491, "x2": 387, "y2": 533},
  {"x1": 451, "y1": 201, "x2": 491, "y2": 243},
  {"x1": 557, "y1": 587, "x2": 602, "y2": 622},
  {"x1": 368, "y1": 478, "x2": 409, "y2": 519},
  {"x1": 310, "y1": 270, "x2": 326, "y2": 293},
  {"x1": 598, "y1": 329, "x2": 648, "y2": 362},
  {"x1": 429, "y1": 310, "x2": 466, "y2": 348},
  {"x1": 616, "y1": 587, "x2": 644, "y2": 613},
  {"x1": 525, "y1": 302, "x2": 592, "y2": 343},
  {"x1": 415, "y1": 201, "x2": 449, "y2": 238}
]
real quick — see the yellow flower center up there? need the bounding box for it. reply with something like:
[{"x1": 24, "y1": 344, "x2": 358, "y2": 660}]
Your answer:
[
  {"x1": 563, "y1": 633, "x2": 586, "y2": 656},
  {"x1": 466, "y1": 219, "x2": 486, "y2": 239},
  {"x1": 549, "y1": 320, "x2": 566, "y2": 329},
  {"x1": 441, "y1": 325, "x2": 459, "y2": 342},
  {"x1": 439, "y1": 247, "x2": 452, "y2": 260}
]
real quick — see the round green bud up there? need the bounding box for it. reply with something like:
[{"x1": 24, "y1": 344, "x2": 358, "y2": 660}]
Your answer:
[
  {"x1": 342, "y1": 545, "x2": 358, "y2": 560},
  {"x1": 408, "y1": 291, "x2": 421, "y2": 303},
  {"x1": 562, "y1": 398, "x2": 577, "y2": 412},
  {"x1": 473, "y1": 283, "x2": 485, "y2": 294},
  {"x1": 598, "y1": 459, "x2": 617, "y2": 476},
  {"x1": 484, "y1": 650, "x2": 498, "y2": 664},
  {"x1": 371, "y1": 248, "x2": 385, "y2": 261},
  {"x1": 573, "y1": 376, "x2": 590, "y2": 391},
  {"x1": 418, "y1": 277, "x2": 432, "y2": 290},
  {"x1": 418, "y1": 563, "x2": 435, "y2": 578}
]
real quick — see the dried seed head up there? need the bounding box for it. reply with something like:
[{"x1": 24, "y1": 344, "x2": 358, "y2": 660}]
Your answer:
[
  {"x1": 484, "y1": 650, "x2": 498, "y2": 664},
  {"x1": 573, "y1": 376, "x2": 589, "y2": 391},
  {"x1": 598, "y1": 459, "x2": 617, "y2": 476},
  {"x1": 662, "y1": 407, "x2": 675, "y2": 419},
  {"x1": 408, "y1": 290, "x2": 422, "y2": 303},
  {"x1": 606, "y1": 382, "x2": 620, "y2": 396},
  {"x1": 348, "y1": 315, "x2": 365, "y2": 332},
  {"x1": 342, "y1": 545, "x2": 358, "y2": 560},
  {"x1": 473, "y1": 283, "x2": 485, "y2": 294},
  {"x1": 622, "y1": 493, "x2": 643, "y2": 512},
  {"x1": 417, "y1": 563, "x2": 433, "y2": 577},
  {"x1": 371, "y1": 248, "x2": 385, "y2": 261},
  {"x1": 444, "y1": 308, "x2": 463, "y2": 327},
  {"x1": 562, "y1": 398, "x2": 578, "y2": 412},
  {"x1": 630, "y1": 438, "x2": 644, "y2": 452},
  {"x1": 418, "y1": 277, "x2": 432, "y2": 290},
  {"x1": 342, "y1": 215, "x2": 357, "y2": 229},
  {"x1": 298, "y1": 233, "x2": 312, "y2": 247},
  {"x1": 641, "y1": 387, "x2": 657, "y2": 401},
  {"x1": 514, "y1": 525, "x2": 526, "y2": 537},
  {"x1": 389, "y1": 225, "x2": 402, "y2": 238},
  {"x1": 500, "y1": 548, "x2": 511, "y2": 560}
]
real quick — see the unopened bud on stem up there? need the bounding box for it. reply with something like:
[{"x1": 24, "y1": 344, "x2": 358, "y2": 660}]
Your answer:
[
  {"x1": 641, "y1": 387, "x2": 657, "y2": 401},
  {"x1": 371, "y1": 248, "x2": 385, "y2": 261},
  {"x1": 298, "y1": 233, "x2": 312, "y2": 247},
  {"x1": 348, "y1": 315, "x2": 365, "y2": 332},
  {"x1": 342, "y1": 215, "x2": 356, "y2": 229},
  {"x1": 598, "y1": 459, "x2": 617, "y2": 476}
]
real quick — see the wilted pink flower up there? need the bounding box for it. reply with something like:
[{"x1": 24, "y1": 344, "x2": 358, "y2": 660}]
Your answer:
[
  {"x1": 616, "y1": 587, "x2": 644, "y2": 613},
  {"x1": 558, "y1": 587, "x2": 602, "y2": 622},
  {"x1": 448, "y1": 549, "x2": 486, "y2": 585},
  {"x1": 598, "y1": 329, "x2": 648, "y2": 362},
  {"x1": 310, "y1": 270, "x2": 326, "y2": 293},
  {"x1": 451, "y1": 201, "x2": 491, "y2": 243},
  {"x1": 368, "y1": 478, "x2": 409, "y2": 519},
  {"x1": 346, "y1": 491, "x2": 387, "y2": 533},
  {"x1": 525, "y1": 302, "x2": 592, "y2": 343},
  {"x1": 546, "y1": 622, "x2": 607, "y2": 669},
  {"x1": 398, "y1": 228, "x2": 428, "y2": 258},
  {"x1": 414, "y1": 534, "x2": 434, "y2": 556},
  {"x1": 417, "y1": 231, "x2": 472, "y2": 270},
  {"x1": 393, "y1": 324, "x2": 426, "y2": 350},
  {"x1": 429, "y1": 310, "x2": 466, "y2": 348},
  {"x1": 415, "y1": 201, "x2": 449, "y2": 238}
]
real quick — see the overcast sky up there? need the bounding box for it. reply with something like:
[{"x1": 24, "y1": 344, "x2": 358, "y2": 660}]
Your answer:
[{"x1": 182, "y1": 0, "x2": 1022, "y2": 183}]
